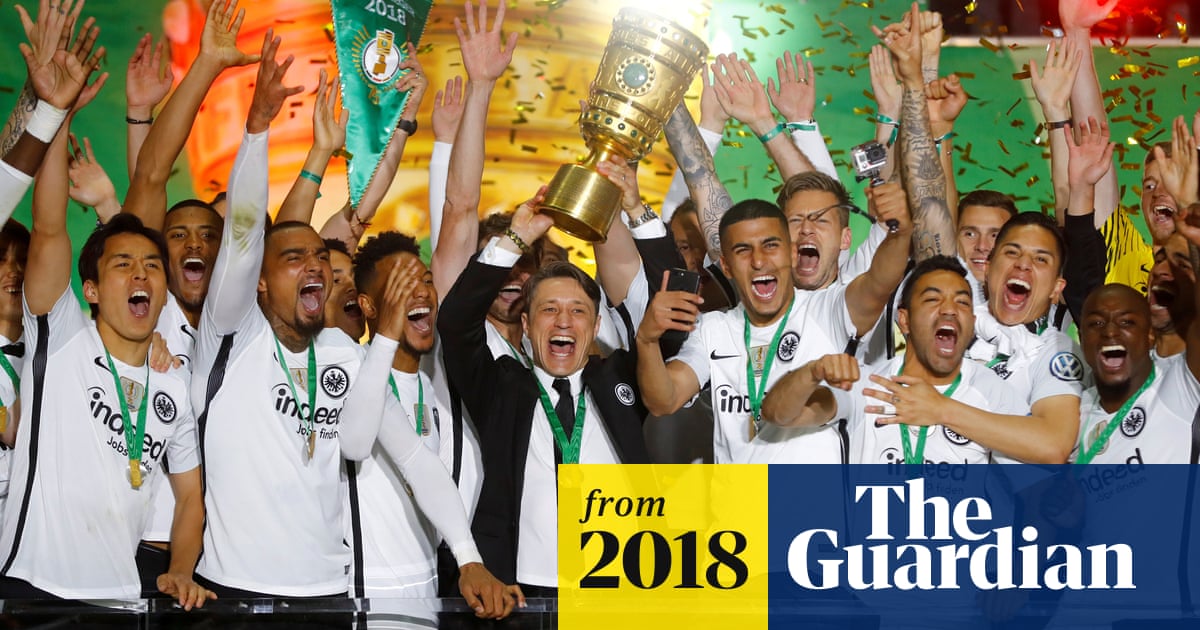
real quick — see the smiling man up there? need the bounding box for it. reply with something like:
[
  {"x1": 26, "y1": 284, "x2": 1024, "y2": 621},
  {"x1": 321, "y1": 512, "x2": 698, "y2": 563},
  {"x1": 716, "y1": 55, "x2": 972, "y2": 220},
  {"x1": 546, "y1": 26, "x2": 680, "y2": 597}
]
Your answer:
[
  {"x1": 956, "y1": 190, "x2": 1018, "y2": 287},
  {"x1": 1147, "y1": 233, "x2": 1194, "y2": 359},
  {"x1": 323, "y1": 238, "x2": 365, "y2": 342}
]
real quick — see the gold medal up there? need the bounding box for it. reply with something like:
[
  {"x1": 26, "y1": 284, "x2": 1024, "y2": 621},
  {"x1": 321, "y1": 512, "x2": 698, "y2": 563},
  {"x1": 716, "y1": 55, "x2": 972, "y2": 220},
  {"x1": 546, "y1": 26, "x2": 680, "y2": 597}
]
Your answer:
[
  {"x1": 307, "y1": 430, "x2": 316, "y2": 459},
  {"x1": 128, "y1": 459, "x2": 143, "y2": 489},
  {"x1": 0, "y1": 405, "x2": 7, "y2": 433}
]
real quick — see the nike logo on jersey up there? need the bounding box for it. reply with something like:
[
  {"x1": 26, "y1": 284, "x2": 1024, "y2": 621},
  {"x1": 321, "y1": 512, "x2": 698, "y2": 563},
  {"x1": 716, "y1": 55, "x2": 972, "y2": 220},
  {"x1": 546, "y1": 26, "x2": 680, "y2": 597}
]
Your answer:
[{"x1": 710, "y1": 350, "x2": 740, "y2": 361}]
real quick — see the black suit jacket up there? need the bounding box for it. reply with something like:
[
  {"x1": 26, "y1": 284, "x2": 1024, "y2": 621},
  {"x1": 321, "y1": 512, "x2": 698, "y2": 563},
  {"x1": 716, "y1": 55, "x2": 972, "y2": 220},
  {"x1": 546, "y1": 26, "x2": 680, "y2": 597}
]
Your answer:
[{"x1": 438, "y1": 255, "x2": 653, "y2": 584}]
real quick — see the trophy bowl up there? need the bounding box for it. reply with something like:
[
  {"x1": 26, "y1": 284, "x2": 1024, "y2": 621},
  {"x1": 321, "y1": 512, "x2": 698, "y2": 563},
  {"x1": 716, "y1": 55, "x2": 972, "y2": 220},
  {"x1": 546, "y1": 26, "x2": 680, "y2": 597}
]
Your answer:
[{"x1": 539, "y1": 8, "x2": 708, "y2": 242}]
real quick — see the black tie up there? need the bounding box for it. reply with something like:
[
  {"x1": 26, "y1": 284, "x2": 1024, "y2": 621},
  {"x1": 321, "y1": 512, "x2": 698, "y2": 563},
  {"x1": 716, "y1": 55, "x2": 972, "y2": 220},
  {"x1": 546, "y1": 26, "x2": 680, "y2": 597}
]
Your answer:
[{"x1": 552, "y1": 378, "x2": 576, "y2": 438}]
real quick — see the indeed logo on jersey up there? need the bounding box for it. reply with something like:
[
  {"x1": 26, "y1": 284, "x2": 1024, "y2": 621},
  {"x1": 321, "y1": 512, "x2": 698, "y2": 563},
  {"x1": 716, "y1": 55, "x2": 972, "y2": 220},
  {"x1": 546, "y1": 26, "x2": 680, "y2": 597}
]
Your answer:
[
  {"x1": 88, "y1": 386, "x2": 174, "y2": 465},
  {"x1": 715, "y1": 384, "x2": 751, "y2": 415},
  {"x1": 272, "y1": 365, "x2": 349, "y2": 438}
]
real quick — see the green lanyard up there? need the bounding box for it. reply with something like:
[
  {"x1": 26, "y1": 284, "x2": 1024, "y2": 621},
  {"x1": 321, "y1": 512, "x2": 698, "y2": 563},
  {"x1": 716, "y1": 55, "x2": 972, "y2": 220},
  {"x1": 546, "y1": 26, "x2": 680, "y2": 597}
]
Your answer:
[
  {"x1": 273, "y1": 336, "x2": 317, "y2": 459},
  {"x1": 1076, "y1": 365, "x2": 1156, "y2": 465},
  {"x1": 896, "y1": 360, "x2": 962, "y2": 465},
  {"x1": 502, "y1": 337, "x2": 532, "y2": 369},
  {"x1": 0, "y1": 351, "x2": 18, "y2": 432},
  {"x1": 534, "y1": 379, "x2": 587, "y2": 464},
  {"x1": 743, "y1": 298, "x2": 795, "y2": 427},
  {"x1": 388, "y1": 373, "x2": 425, "y2": 436},
  {"x1": 103, "y1": 349, "x2": 149, "y2": 488}
]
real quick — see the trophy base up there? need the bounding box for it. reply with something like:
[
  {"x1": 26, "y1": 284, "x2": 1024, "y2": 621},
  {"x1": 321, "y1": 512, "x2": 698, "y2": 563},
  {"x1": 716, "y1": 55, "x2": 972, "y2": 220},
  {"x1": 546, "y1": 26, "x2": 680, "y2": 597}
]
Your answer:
[{"x1": 539, "y1": 163, "x2": 622, "y2": 243}]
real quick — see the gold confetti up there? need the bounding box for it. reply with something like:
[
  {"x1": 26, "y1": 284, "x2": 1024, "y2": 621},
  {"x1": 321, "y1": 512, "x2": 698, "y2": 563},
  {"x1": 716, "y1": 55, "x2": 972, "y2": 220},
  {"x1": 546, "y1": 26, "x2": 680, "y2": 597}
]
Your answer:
[
  {"x1": 979, "y1": 38, "x2": 1000, "y2": 53},
  {"x1": 966, "y1": 0, "x2": 977, "y2": 13},
  {"x1": 1180, "y1": 56, "x2": 1200, "y2": 68}
]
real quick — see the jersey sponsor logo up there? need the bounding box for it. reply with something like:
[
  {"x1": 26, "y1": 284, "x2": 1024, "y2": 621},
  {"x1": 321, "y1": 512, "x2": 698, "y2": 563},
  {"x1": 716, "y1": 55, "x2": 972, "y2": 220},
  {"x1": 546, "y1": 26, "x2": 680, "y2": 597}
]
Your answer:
[
  {"x1": 272, "y1": 383, "x2": 343, "y2": 428},
  {"x1": 709, "y1": 350, "x2": 740, "y2": 361},
  {"x1": 943, "y1": 426, "x2": 971, "y2": 445},
  {"x1": 777, "y1": 331, "x2": 800, "y2": 362},
  {"x1": 88, "y1": 386, "x2": 168, "y2": 463},
  {"x1": 880, "y1": 446, "x2": 903, "y2": 465},
  {"x1": 614, "y1": 383, "x2": 635, "y2": 406},
  {"x1": 153, "y1": 391, "x2": 177, "y2": 424},
  {"x1": 714, "y1": 384, "x2": 751, "y2": 415},
  {"x1": 320, "y1": 366, "x2": 350, "y2": 398},
  {"x1": 1120, "y1": 407, "x2": 1146, "y2": 438},
  {"x1": 1049, "y1": 351, "x2": 1083, "y2": 382}
]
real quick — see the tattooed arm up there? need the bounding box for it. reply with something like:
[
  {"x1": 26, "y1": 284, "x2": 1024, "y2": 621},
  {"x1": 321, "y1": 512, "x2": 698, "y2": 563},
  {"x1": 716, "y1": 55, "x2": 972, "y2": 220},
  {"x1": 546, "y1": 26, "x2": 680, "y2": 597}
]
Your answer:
[
  {"x1": 0, "y1": 84, "x2": 37, "y2": 159},
  {"x1": 663, "y1": 103, "x2": 734, "y2": 265}
]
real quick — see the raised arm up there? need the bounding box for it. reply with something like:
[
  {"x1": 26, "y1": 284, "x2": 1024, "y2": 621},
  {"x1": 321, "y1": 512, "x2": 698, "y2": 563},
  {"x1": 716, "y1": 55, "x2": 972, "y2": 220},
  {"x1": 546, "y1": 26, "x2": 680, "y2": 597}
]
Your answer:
[
  {"x1": 431, "y1": 0, "x2": 517, "y2": 298},
  {"x1": 868, "y1": 45, "x2": 902, "y2": 182},
  {"x1": 1060, "y1": 0, "x2": 1120, "y2": 225},
  {"x1": 761, "y1": 353, "x2": 856, "y2": 428},
  {"x1": 124, "y1": 34, "x2": 174, "y2": 179},
  {"x1": 844, "y1": 182, "x2": 914, "y2": 335},
  {"x1": 204, "y1": 32, "x2": 295, "y2": 333},
  {"x1": 663, "y1": 103, "x2": 733, "y2": 265},
  {"x1": 924, "y1": 74, "x2": 966, "y2": 211},
  {"x1": 67, "y1": 134, "x2": 121, "y2": 223},
  {"x1": 275, "y1": 68, "x2": 347, "y2": 225},
  {"x1": 427, "y1": 76, "x2": 464, "y2": 254},
  {"x1": 122, "y1": 0, "x2": 259, "y2": 231},
  {"x1": 711, "y1": 53, "x2": 814, "y2": 180},
  {"x1": 661, "y1": 68, "x2": 725, "y2": 223},
  {"x1": 1030, "y1": 38, "x2": 1083, "y2": 222},
  {"x1": 634, "y1": 271, "x2": 704, "y2": 415},
  {"x1": 1154, "y1": 116, "x2": 1200, "y2": 379},
  {"x1": 1061, "y1": 116, "x2": 1113, "y2": 321},
  {"x1": 768, "y1": 52, "x2": 838, "y2": 180},
  {"x1": 592, "y1": 155, "x2": 654, "y2": 306},
  {"x1": 877, "y1": 2, "x2": 955, "y2": 261}
]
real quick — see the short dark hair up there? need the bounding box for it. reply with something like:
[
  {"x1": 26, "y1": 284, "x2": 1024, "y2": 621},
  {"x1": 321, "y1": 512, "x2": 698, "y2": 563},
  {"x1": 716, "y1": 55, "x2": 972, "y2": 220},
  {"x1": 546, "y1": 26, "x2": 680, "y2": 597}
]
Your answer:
[
  {"x1": 324, "y1": 238, "x2": 351, "y2": 258},
  {"x1": 264, "y1": 220, "x2": 317, "y2": 246},
  {"x1": 478, "y1": 213, "x2": 513, "y2": 246},
  {"x1": 78, "y1": 214, "x2": 169, "y2": 318},
  {"x1": 0, "y1": 220, "x2": 30, "y2": 261},
  {"x1": 167, "y1": 198, "x2": 220, "y2": 217},
  {"x1": 522, "y1": 261, "x2": 601, "y2": 317},
  {"x1": 776, "y1": 172, "x2": 852, "y2": 228},
  {"x1": 209, "y1": 191, "x2": 227, "y2": 206},
  {"x1": 991, "y1": 212, "x2": 1068, "y2": 275},
  {"x1": 899, "y1": 255, "x2": 969, "y2": 310},
  {"x1": 667, "y1": 199, "x2": 697, "y2": 231},
  {"x1": 352, "y1": 231, "x2": 421, "y2": 292},
  {"x1": 958, "y1": 189, "x2": 1018, "y2": 219},
  {"x1": 1145, "y1": 141, "x2": 1171, "y2": 166},
  {"x1": 718, "y1": 199, "x2": 788, "y2": 246}
]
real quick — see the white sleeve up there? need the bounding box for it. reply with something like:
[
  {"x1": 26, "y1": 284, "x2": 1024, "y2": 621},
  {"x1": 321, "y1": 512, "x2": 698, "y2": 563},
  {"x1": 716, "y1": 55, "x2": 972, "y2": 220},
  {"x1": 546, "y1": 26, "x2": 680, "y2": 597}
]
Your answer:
[
  {"x1": 840, "y1": 223, "x2": 887, "y2": 284},
  {"x1": 338, "y1": 336, "x2": 397, "y2": 461},
  {"x1": 477, "y1": 236, "x2": 520, "y2": 268},
  {"x1": 661, "y1": 127, "x2": 723, "y2": 224},
  {"x1": 813, "y1": 284, "x2": 854, "y2": 349},
  {"x1": 0, "y1": 161, "x2": 32, "y2": 224},
  {"x1": 668, "y1": 311, "x2": 712, "y2": 388},
  {"x1": 788, "y1": 122, "x2": 839, "y2": 181},
  {"x1": 375, "y1": 410, "x2": 483, "y2": 567},
  {"x1": 23, "y1": 286, "x2": 87, "y2": 357},
  {"x1": 165, "y1": 400, "x2": 200, "y2": 473},
  {"x1": 204, "y1": 131, "x2": 269, "y2": 335},
  {"x1": 427, "y1": 141, "x2": 453, "y2": 254},
  {"x1": 1030, "y1": 338, "x2": 1084, "y2": 405}
]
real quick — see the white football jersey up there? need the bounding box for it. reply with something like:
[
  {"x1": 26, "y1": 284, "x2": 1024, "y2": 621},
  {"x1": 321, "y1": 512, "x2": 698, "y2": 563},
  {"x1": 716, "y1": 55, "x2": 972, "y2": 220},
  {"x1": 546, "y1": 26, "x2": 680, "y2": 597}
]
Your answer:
[
  {"x1": 1076, "y1": 353, "x2": 1200, "y2": 464},
  {"x1": 192, "y1": 309, "x2": 362, "y2": 596},
  {"x1": 837, "y1": 356, "x2": 1026, "y2": 464},
  {"x1": 0, "y1": 333, "x2": 25, "y2": 513},
  {"x1": 671, "y1": 285, "x2": 854, "y2": 463},
  {"x1": 0, "y1": 289, "x2": 196, "y2": 598},
  {"x1": 345, "y1": 367, "x2": 442, "y2": 598}
]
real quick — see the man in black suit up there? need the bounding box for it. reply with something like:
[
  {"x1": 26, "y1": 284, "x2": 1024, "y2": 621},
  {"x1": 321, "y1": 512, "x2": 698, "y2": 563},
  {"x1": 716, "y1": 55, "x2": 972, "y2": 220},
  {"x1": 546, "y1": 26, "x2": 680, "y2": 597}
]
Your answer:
[{"x1": 438, "y1": 188, "x2": 652, "y2": 596}]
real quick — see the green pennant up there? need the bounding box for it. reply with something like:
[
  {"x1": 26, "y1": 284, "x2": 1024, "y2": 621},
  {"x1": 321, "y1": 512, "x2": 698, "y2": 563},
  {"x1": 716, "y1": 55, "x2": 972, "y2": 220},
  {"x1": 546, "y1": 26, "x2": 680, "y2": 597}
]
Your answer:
[{"x1": 330, "y1": 0, "x2": 432, "y2": 209}]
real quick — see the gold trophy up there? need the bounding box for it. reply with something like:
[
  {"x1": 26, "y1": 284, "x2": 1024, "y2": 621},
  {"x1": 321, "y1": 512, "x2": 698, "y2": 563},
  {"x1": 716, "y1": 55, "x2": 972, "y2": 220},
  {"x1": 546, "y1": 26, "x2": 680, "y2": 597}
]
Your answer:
[{"x1": 539, "y1": 9, "x2": 708, "y2": 242}]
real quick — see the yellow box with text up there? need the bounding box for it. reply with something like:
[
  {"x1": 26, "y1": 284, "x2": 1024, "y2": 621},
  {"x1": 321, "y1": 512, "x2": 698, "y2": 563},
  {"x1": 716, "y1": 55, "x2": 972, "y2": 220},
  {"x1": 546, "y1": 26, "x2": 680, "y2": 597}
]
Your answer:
[{"x1": 559, "y1": 464, "x2": 768, "y2": 630}]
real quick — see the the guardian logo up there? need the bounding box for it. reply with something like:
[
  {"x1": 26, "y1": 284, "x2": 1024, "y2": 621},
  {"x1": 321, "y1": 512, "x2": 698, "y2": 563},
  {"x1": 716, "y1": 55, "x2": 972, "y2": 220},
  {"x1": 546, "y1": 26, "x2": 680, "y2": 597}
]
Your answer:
[{"x1": 787, "y1": 478, "x2": 1133, "y2": 590}]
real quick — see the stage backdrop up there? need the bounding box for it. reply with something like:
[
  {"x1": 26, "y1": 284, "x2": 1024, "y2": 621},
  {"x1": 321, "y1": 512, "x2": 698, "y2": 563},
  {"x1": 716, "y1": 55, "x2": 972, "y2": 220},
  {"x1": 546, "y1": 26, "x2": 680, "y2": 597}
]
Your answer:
[{"x1": 0, "y1": 0, "x2": 1194, "y2": 292}]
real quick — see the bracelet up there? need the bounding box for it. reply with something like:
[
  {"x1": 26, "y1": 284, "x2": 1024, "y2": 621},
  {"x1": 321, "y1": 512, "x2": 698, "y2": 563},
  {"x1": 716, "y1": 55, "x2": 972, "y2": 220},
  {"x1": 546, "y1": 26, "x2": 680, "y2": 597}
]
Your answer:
[
  {"x1": 26, "y1": 100, "x2": 67, "y2": 143},
  {"x1": 756, "y1": 122, "x2": 786, "y2": 144},
  {"x1": 125, "y1": 116, "x2": 154, "y2": 125},
  {"x1": 299, "y1": 169, "x2": 323, "y2": 198},
  {"x1": 349, "y1": 210, "x2": 370, "y2": 228},
  {"x1": 785, "y1": 120, "x2": 818, "y2": 133},
  {"x1": 874, "y1": 114, "x2": 900, "y2": 126},
  {"x1": 1046, "y1": 119, "x2": 1072, "y2": 130},
  {"x1": 627, "y1": 203, "x2": 659, "y2": 228},
  {"x1": 934, "y1": 131, "x2": 956, "y2": 149},
  {"x1": 504, "y1": 228, "x2": 532, "y2": 254}
]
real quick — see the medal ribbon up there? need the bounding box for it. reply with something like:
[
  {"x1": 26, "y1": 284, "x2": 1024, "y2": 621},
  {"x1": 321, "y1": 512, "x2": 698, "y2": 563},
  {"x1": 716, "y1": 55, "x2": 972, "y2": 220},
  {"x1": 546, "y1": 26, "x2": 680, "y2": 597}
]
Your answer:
[
  {"x1": 743, "y1": 298, "x2": 795, "y2": 426},
  {"x1": 501, "y1": 337, "x2": 532, "y2": 369},
  {"x1": 103, "y1": 349, "x2": 148, "y2": 485},
  {"x1": 0, "y1": 351, "x2": 18, "y2": 431},
  {"x1": 896, "y1": 361, "x2": 962, "y2": 465},
  {"x1": 273, "y1": 336, "x2": 317, "y2": 452},
  {"x1": 1076, "y1": 365, "x2": 1156, "y2": 465},
  {"x1": 388, "y1": 373, "x2": 424, "y2": 435},
  {"x1": 534, "y1": 379, "x2": 587, "y2": 464}
]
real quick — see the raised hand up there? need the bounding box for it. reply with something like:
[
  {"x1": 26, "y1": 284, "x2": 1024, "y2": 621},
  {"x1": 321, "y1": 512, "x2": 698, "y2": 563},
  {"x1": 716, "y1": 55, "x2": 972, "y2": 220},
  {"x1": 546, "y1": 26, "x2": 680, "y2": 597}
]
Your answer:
[
  {"x1": 246, "y1": 30, "x2": 302, "y2": 134},
  {"x1": 918, "y1": 10, "x2": 943, "y2": 83},
  {"x1": 865, "y1": 181, "x2": 913, "y2": 234},
  {"x1": 709, "y1": 53, "x2": 775, "y2": 136},
  {"x1": 394, "y1": 42, "x2": 429, "y2": 117},
  {"x1": 595, "y1": 154, "x2": 642, "y2": 219},
  {"x1": 811, "y1": 353, "x2": 860, "y2": 391},
  {"x1": 1065, "y1": 116, "x2": 1115, "y2": 187},
  {"x1": 1059, "y1": 0, "x2": 1118, "y2": 32},
  {"x1": 15, "y1": 0, "x2": 84, "y2": 72},
  {"x1": 1154, "y1": 115, "x2": 1199, "y2": 209},
  {"x1": 126, "y1": 34, "x2": 174, "y2": 113},
  {"x1": 636, "y1": 269, "x2": 704, "y2": 344},
  {"x1": 924, "y1": 74, "x2": 967, "y2": 130},
  {"x1": 873, "y1": 2, "x2": 924, "y2": 89},
  {"x1": 1029, "y1": 38, "x2": 1081, "y2": 121},
  {"x1": 697, "y1": 67, "x2": 729, "y2": 133},
  {"x1": 431, "y1": 76, "x2": 465, "y2": 143},
  {"x1": 67, "y1": 134, "x2": 119, "y2": 220},
  {"x1": 455, "y1": 0, "x2": 518, "y2": 84},
  {"x1": 372, "y1": 255, "x2": 428, "y2": 342},
  {"x1": 869, "y1": 44, "x2": 902, "y2": 121},
  {"x1": 198, "y1": 0, "x2": 259, "y2": 69},
  {"x1": 17, "y1": 0, "x2": 102, "y2": 110},
  {"x1": 311, "y1": 68, "x2": 347, "y2": 154},
  {"x1": 66, "y1": 16, "x2": 107, "y2": 114},
  {"x1": 505, "y1": 186, "x2": 554, "y2": 251},
  {"x1": 767, "y1": 51, "x2": 816, "y2": 122}
]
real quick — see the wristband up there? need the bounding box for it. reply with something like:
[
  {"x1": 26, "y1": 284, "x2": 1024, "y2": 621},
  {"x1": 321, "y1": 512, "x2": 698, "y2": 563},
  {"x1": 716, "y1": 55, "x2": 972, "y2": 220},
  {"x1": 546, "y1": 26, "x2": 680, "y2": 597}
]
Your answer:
[
  {"x1": 934, "y1": 131, "x2": 956, "y2": 149},
  {"x1": 756, "y1": 122, "x2": 786, "y2": 144},
  {"x1": 874, "y1": 114, "x2": 900, "y2": 126},
  {"x1": 125, "y1": 116, "x2": 154, "y2": 125},
  {"x1": 299, "y1": 169, "x2": 323, "y2": 186},
  {"x1": 785, "y1": 120, "x2": 818, "y2": 133},
  {"x1": 26, "y1": 100, "x2": 68, "y2": 143},
  {"x1": 1046, "y1": 119, "x2": 1072, "y2": 130},
  {"x1": 504, "y1": 228, "x2": 532, "y2": 254}
]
